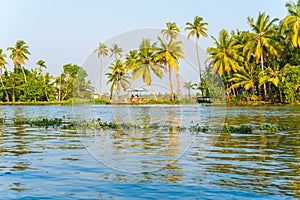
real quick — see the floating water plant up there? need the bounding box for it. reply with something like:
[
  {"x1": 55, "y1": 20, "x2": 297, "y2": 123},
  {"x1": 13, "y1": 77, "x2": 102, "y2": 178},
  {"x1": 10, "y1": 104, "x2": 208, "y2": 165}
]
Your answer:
[
  {"x1": 222, "y1": 123, "x2": 252, "y2": 133},
  {"x1": 189, "y1": 124, "x2": 210, "y2": 133},
  {"x1": 13, "y1": 117, "x2": 62, "y2": 128},
  {"x1": 0, "y1": 117, "x2": 5, "y2": 124}
]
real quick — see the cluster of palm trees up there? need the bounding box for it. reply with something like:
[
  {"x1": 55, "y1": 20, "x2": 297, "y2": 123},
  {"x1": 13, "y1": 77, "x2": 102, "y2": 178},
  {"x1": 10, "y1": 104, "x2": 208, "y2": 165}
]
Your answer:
[
  {"x1": 0, "y1": 40, "x2": 91, "y2": 102},
  {"x1": 207, "y1": 0, "x2": 300, "y2": 102},
  {"x1": 94, "y1": 18, "x2": 208, "y2": 102},
  {"x1": 0, "y1": 40, "x2": 50, "y2": 102},
  {"x1": 96, "y1": 0, "x2": 300, "y2": 103}
]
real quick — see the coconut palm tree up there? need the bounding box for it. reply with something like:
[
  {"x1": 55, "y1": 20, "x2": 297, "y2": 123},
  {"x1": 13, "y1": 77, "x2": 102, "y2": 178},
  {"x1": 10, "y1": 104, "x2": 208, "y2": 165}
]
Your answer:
[
  {"x1": 109, "y1": 43, "x2": 123, "y2": 60},
  {"x1": 229, "y1": 63, "x2": 259, "y2": 96},
  {"x1": 94, "y1": 42, "x2": 108, "y2": 99},
  {"x1": 185, "y1": 16, "x2": 208, "y2": 81},
  {"x1": 183, "y1": 81, "x2": 196, "y2": 100},
  {"x1": 124, "y1": 50, "x2": 139, "y2": 72},
  {"x1": 161, "y1": 22, "x2": 180, "y2": 41},
  {"x1": 7, "y1": 40, "x2": 31, "y2": 83},
  {"x1": 36, "y1": 60, "x2": 46, "y2": 74},
  {"x1": 206, "y1": 29, "x2": 243, "y2": 77},
  {"x1": 106, "y1": 59, "x2": 130, "y2": 100},
  {"x1": 259, "y1": 62, "x2": 292, "y2": 102},
  {"x1": 36, "y1": 60, "x2": 49, "y2": 101},
  {"x1": 0, "y1": 49, "x2": 9, "y2": 101},
  {"x1": 243, "y1": 12, "x2": 280, "y2": 97},
  {"x1": 155, "y1": 37, "x2": 184, "y2": 101},
  {"x1": 132, "y1": 38, "x2": 163, "y2": 101},
  {"x1": 162, "y1": 22, "x2": 182, "y2": 97},
  {"x1": 281, "y1": 0, "x2": 300, "y2": 48}
]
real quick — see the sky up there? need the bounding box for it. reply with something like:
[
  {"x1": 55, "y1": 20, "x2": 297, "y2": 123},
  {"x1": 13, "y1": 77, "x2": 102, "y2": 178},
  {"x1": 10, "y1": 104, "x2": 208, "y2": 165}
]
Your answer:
[{"x1": 0, "y1": 0, "x2": 289, "y2": 79}]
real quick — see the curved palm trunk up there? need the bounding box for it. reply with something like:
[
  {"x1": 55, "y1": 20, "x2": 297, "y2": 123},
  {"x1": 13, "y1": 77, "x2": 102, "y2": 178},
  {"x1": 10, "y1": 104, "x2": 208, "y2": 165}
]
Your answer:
[
  {"x1": 0, "y1": 75, "x2": 9, "y2": 102},
  {"x1": 195, "y1": 38, "x2": 202, "y2": 82},
  {"x1": 261, "y1": 53, "x2": 267, "y2": 98},
  {"x1": 20, "y1": 66, "x2": 27, "y2": 83},
  {"x1": 176, "y1": 72, "x2": 182, "y2": 98},
  {"x1": 99, "y1": 57, "x2": 103, "y2": 99},
  {"x1": 230, "y1": 83, "x2": 236, "y2": 97},
  {"x1": 151, "y1": 84, "x2": 158, "y2": 101},
  {"x1": 168, "y1": 64, "x2": 175, "y2": 101}
]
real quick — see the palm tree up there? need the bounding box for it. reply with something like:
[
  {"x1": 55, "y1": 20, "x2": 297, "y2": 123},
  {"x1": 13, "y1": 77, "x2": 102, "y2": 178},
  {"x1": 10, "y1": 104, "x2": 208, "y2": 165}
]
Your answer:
[
  {"x1": 155, "y1": 37, "x2": 184, "y2": 101},
  {"x1": 0, "y1": 49, "x2": 9, "y2": 101},
  {"x1": 124, "y1": 50, "x2": 139, "y2": 72},
  {"x1": 229, "y1": 63, "x2": 259, "y2": 96},
  {"x1": 243, "y1": 12, "x2": 280, "y2": 97},
  {"x1": 185, "y1": 16, "x2": 208, "y2": 81},
  {"x1": 281, "y1": 0, "x2": 300, "y2": 48},
  {"x1": 94, "y1": 42, "x2": 108, "y2": 99},
  {"x1": 36, "y1": 60, "x2": 46, "y2": 75},
  {"x1": 132, "y1": 38, "x2": 163, "y2": 101},
  {"x1": 161, "y1": 22, "x2": 180, "y2": 41},
  {"x1": 109, "y1": 43, "x2": 123, "y2": 60},
  {"x1": 183, "y1": 81, "x2": 196, "y2": 100},
  {"x1": 7, "y1": 40, "x2": 31, "y2": 83},
  {"x1": 259, "y1": 62, "x2": 292, "y2": 102},
  {"x1": 36, "y1": 60, "x2": 49, "y2": 101},
  {"x1": 206, "y1": 29, "x2": 243, "y2": 77},
  {"x1": 105, "y1": 60, "x2": 130, "y2": 100},
  {"x1": 162, "y1": 22, "x2": 182, "y2": 96}
]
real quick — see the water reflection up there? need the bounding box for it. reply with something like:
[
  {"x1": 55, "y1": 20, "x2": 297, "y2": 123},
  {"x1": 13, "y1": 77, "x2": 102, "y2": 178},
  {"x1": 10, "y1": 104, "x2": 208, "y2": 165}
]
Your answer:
[
  {"x1": 83, "y1": 105, "x2": 196, "y2": 173},
  {"x1": 0, "y1": 105, "x2": 299, "y2": 199}
]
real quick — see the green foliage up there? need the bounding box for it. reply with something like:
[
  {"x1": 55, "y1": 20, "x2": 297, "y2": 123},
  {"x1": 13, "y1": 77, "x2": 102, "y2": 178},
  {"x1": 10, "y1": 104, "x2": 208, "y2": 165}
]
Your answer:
[
  {"x1": 13, "y1": 117, "x2": 62, "y2": 128},
  {"x1": 0, "y1": 117, "x2": 5, "y2": 124},
  {"x1": 56, "y1": 64, "x2": 92, "y2": 101},
  {"x1": 222, "y1": 123, "x2": 253, "y2": 133},
  {"x1": 207, "y1": 2, "x2": 300, "y2": 103}
]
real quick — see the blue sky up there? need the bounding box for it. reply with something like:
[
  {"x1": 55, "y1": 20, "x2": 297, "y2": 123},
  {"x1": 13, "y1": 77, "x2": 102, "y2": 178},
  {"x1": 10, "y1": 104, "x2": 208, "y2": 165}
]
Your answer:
[{"x1": 0, "y1": 0, "x2": 288, "y2": 77}]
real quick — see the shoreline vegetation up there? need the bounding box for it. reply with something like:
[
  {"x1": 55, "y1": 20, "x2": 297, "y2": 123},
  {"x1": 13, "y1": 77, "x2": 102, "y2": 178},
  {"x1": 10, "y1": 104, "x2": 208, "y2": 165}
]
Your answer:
[
  {"x1": 0, "y1": 1, "x2": 299, "y2": 105},
  {"x1": 1, "y1": 98, "x2": 300, "y2": 106}
]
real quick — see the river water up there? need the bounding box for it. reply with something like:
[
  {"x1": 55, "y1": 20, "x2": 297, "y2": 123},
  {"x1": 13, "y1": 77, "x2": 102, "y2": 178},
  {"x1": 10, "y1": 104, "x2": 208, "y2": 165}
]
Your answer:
[{"x1": 0, "y1": 105, "x2": 299, "y2": 199}]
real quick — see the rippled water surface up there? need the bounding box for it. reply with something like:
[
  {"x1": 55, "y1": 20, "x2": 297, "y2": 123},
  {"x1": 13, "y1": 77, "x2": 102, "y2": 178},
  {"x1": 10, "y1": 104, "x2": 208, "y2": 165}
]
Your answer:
[{"x1": 0, "y1": 105, "x2": 299, "y2": 199}]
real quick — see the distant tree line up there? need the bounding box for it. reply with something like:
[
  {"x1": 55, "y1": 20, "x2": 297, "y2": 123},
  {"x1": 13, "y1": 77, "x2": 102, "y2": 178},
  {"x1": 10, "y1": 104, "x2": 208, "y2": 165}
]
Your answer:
[{"x1": 0, "y1": 40, "x2": 92, "y2": 103}]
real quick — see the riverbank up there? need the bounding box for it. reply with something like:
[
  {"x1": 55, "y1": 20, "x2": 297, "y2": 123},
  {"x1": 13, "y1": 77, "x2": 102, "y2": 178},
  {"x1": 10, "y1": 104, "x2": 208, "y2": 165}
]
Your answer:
[{"x1": 1, "y1": 99, "x2": 299, "y2": 106}]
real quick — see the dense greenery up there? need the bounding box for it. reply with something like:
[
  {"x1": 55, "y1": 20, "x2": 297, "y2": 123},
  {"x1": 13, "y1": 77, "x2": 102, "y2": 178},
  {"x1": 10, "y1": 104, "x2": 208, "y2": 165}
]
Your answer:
[
  {"x1": 206, "y1": 1, "x2": 300, "y2": 103},
  {"x1": 102, "y1": 0, "x2": 300, "y2": 103},
  {"x1": 0, "y1": 41, "x2": 92, "y2": 103},
  {"x1": 1, "y1": 0, "x2": 299, "y2": 104}
]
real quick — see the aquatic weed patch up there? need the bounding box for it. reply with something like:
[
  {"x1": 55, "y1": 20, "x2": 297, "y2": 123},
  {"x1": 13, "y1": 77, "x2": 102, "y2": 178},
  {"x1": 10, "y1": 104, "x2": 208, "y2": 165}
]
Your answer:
[
  {"x1": 8, "y1": 117, "x2": 299, "y2": 134},
  {"x1": 13, "y1": 117, "x2": 62, "y2": 128},
  {"x1": 222, "y1": 123, "x2": 253, "y2": 133}
]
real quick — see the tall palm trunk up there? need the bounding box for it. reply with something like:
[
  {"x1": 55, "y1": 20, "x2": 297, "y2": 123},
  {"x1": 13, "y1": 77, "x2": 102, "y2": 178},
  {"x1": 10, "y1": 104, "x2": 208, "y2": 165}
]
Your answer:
[
  {"x1": 168, "y1": 64, "x2": 175, "y2": 101},
  {"x1": 20, "y1": 65, "x2": 27, "y2": 83},
  {"x1": 261, "y1": 53, "x2": 267, "y2": 98},
  {"x1": 176, "y1": 72, "x2": 182, "y2": 98},
  {"x1": 279, "y1": 90, "x2": 283, "y2": 103},
  {"x1": 0, "y1": 75, "x2": 9, "y2": 102},
  {"x1": 99, "y1": 57, "x2": 103, "y2": 99},
  {"x1": 195, "y1": 38, "x2": 202, "y2": 82},
  {"x1": 151, "y1": 84, "x2": 158, "y2": 101},
  {"x1": 43, "y1": 72, "x2": 49, "y2": 102},
  {"x1": 12, "y1": 83, "x2": 15, "y2": 103}
]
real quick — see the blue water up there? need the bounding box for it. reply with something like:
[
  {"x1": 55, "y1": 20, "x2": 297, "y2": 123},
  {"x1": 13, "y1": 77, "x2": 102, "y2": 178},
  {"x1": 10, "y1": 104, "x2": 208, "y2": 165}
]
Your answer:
[{"x1": 0, "y1": 105, "x2": 299, "y2": 199}]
